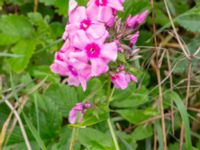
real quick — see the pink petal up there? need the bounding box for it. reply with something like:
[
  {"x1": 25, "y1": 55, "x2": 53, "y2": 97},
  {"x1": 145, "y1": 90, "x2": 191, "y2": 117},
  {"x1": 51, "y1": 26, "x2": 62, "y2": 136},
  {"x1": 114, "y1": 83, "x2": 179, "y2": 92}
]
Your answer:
[
  {"x1": 93, "y1": 30, "x2": 109, "y2": 46},
  {"x1": 78, "y1": 76, "x2": 87, "y2": 91},
  {"x1": 86, "y1": 23, "x2": 106, "y2": 39},
  {"x1": 112, "y1": 72, "x2": 128, "y2": 89},
  {"x1": 126, "y1": 15, "x2": 137, "y2": 28},
  {"x1": 67, "y1": 75, "x2": 80, "y2": 87},
  {"x1": 97, "y1": 6, "x2": 113, "y2": 23},
  {"x1": 130, "y1": 74, "x2": 138, "y2": 83},
  {"x1": 69, "y1": 6, "x2": 87, "y2": 23},
  {"x1": 50, "y1": 60, "x2": 67, "y2": 76},
  {"x1": 69, "y1": 51, "x2": 88, "y2": 63},
  {"x1": 106, "y1": 16, "x2": 116, "y2": 27},
  {"x1": 101, "y1": 42, "x2": 118, "y2": 61},
  {"x1": 90, "y1": 58, "x2": 108, "y2": 76},
  {"x1": 60, "y1": 40, "x2": 70, "y2": 52},
  {"x1": 71, "y1": 30, "x2": 90, "y2": 49},
  {"x1": 64, "y1": 24, "x2": 79, "y2": 38},
  {"x1": 68, "y1": 103, "x2": 84, "y2": 124},
  {"x1": 87, "y1": 2, "x2": 99, "y2": 21},
  {"x1": 107, "y1": 0, "x2": 124, "y2": 11},
  {"x1": 138, "y1": 10, "x2": 148, "y2": 24},
  {"x1": 130, "y1": 31, "x2": 139, "y2": 46},
  {"x1": 69, "y1": 109, "x2": 78, "y2": 124}
]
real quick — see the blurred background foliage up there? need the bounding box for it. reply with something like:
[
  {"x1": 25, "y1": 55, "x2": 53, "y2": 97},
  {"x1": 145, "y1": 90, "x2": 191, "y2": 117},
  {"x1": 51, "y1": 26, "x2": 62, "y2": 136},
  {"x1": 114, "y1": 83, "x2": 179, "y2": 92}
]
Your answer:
[{"x1": 0, "y1": 0, "x2": 200, "y2": 150}]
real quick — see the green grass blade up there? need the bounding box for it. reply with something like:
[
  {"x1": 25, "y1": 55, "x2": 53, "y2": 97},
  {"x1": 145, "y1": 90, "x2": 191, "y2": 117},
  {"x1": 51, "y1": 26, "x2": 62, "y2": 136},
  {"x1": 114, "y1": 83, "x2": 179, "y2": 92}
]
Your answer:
[
  {"x1": 23, "y1": 113, "x2": 47, "y2": 150},
  {"x1": 170, "y1": 91, "x2": 192, "y2": 150},
  {"x1": 0, "y1": 52, "x2": 23, "y2": 58}
]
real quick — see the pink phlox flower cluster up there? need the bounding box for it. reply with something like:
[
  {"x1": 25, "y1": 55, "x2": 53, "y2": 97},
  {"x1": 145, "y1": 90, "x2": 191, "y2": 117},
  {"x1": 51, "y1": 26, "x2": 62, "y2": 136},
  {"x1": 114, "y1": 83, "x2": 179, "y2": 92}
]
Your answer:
[
  {"x1": 111, "y1": 66, "x2": 138, "y2": 89},
  {"x1": 51, "y1": 1, "x2": 147, "y2": 91},
  {"x1": 51, "y1": 0, "x2": 125, "y2": 91},
  {"x1": 69, "y1": 102, "x2": 91, "y2": 124}
]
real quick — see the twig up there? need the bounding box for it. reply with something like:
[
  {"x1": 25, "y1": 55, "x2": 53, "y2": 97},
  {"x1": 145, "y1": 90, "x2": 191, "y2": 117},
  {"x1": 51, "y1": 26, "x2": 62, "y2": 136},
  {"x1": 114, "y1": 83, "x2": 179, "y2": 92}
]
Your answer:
[
  {"x1": 150, "y1": 0, "x2": 167, "y2": 149},
  {"x1": 0, "y1": 110, "x2": 13, "y2": 149},
  {"x1": 163, "y1": 0, "x2": 190, "y2": 60},
  {"x1": 34, "y1": 0, "x2": 39, "y2": 12},
  {"x1": 2, "y1": 96, "x2": 32, "y2": 150},
  {"x1": 4, "y1": 96, "x2": 29, "y2": 145}
]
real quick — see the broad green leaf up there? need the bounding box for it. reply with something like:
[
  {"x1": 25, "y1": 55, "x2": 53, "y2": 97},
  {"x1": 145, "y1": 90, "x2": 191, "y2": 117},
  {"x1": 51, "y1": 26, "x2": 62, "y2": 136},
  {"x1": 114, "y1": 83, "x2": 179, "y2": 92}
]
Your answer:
[
  {"x1": 0, "y1": 15, "x2": 32, "y2": 39},
  {"x1": 111, "y1": 85, "x2": 149, "y2": 108},
  {"x1": 44, "y1": 84, "x2": 78, "y2": 117},
  {"x1": 176, "y1": 14, "x2": 200, "y2": 32},
  {"x1": 27, "y1": 94, "x2": 62, "y2": 139},
  {"x1": 8, "y1": 39, "x2": 36, "y2": 73},
  {"x1": 39, "y1": 0, "x2": 68, "y2": 16},
  {"x1": 131, "y1": 125, "x2": 153, "y2": 141},
  {"x1": 0, "y1": 33, "x2": 19, "y2": 45},
  {"x1": 79, "y1": 128, "x2": 114, "y2": 150},
  {"x1": 117, "y1": 108, "x2": 156, "y2": 124}
]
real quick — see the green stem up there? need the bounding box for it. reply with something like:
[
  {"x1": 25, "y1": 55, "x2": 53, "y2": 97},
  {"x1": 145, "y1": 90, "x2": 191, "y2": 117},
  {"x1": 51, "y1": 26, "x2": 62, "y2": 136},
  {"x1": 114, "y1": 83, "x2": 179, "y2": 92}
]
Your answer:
[
  {"x1": 106, "y1": 85, "x2": 120, "y2": 149},
  {"x1": 69, "y1": 128, "x2": 78, "y2": 150},
  {"x1": 107, "y1": 87, "x2": 115, "y2": 104},
  {"x1": 107, "y1": 118, "x2": 120, "y2": 150}
]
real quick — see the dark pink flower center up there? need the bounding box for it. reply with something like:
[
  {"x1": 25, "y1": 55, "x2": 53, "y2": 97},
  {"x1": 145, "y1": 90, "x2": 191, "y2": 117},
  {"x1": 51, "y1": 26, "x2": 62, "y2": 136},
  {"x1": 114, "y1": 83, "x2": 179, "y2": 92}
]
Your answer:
[
  {"x1": 80, "y1": 19, "x2": 91, "y2": 31},
  {"x1": 95, "y1": 0, "x2": 107, "y2": 6},
  {"x1": 111, "y1": 74, "x2": 119, "y2": 80},
  {"x1": 56, "y1": 53, "x2": 64, "y2": 61},
  {"x1": 85, "y1": 43, "x2": 101, "y2": 58},
  {"x1": 68, "y1": 65, "x2": 78, "y2": 76}
]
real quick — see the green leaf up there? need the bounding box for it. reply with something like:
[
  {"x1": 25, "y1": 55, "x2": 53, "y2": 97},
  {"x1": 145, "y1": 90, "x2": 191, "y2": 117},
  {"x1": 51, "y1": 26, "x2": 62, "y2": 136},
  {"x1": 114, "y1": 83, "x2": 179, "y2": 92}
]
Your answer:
[
  {"x1": 131, "y1": 125, "x2": 153, "y2": 141},
  {"x1": 27, "y1": 94, "x2": 62, "y2": 139},
  {"x1": 119, "y1": 0, "x2": 151, "y2": 18},
  {"x1": 44, "y1": 84, "x2": 78, "y2": 117},
  {"x1": 79, "y1": 128, "x2": 114, "y2": 150},
  {"x1": 39, "y1": 0, "x2": 68, "y2": 16},
  {"x1": 0, "y1": 15, "x2": 32, "y2": 39},
  {"x1": 117, "y1": 108, "x2": 156, "y2": 124},
  {"x1": 176, "y1": 14, "x2": 200, "y2": 32},
  {"x1": 111, "y1": 85, "x2": 149, "y2": 108},
  {"x1": 8, "y1": 39, "x2": 36, "y2": 73}
]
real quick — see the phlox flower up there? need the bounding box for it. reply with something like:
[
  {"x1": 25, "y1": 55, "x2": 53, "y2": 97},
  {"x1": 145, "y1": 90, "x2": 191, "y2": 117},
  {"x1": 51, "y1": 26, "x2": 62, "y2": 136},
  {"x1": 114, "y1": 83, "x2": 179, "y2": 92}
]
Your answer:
[
  {"x1": 63, "y1": 6, "x2": 107, "y2": 40},
  {"x1": 69, "y1": 102, "x2": 91, "y2": 124},
  {"x1": 50, "y1": 41, "x2": 91, "y2": 91},
  {"x1": 111, "y1": 69, "x2": 138, "y2": 89},
  {"x1": 126, "y1": 10, "x2": 148, "y2": 30},
  {"x1": 70, "y1": 30, "x2": 118, "y2": 77},
  {"x1": 87, "y1": 0, "x2": 124, "y2": 23}
]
